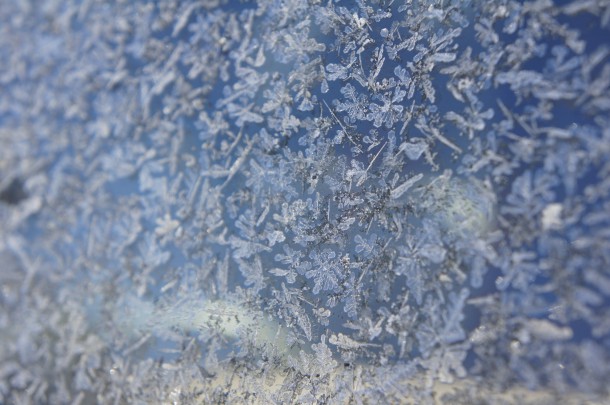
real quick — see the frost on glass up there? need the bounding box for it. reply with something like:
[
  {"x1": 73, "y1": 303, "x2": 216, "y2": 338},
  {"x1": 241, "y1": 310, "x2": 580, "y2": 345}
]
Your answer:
[{"x1": 1, "y1": 0, "x2": 610, "y2": 403}]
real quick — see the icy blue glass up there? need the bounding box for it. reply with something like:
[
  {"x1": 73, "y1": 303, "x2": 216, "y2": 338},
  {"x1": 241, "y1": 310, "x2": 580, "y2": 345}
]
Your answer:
[{"x1": 1, "y1": 0, "x2": 609, "y2": 403}]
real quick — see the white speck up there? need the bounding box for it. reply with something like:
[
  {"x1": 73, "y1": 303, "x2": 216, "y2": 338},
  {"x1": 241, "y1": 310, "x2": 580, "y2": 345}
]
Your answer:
[{"x1": 541, "y1": 203, "x2": 563, "y2": 230}]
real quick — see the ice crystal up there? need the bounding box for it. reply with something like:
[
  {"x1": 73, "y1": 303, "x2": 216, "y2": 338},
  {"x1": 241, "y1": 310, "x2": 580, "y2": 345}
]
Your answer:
[{"x1": 1, "y1": 0, "x2": 610, "y2": 403}]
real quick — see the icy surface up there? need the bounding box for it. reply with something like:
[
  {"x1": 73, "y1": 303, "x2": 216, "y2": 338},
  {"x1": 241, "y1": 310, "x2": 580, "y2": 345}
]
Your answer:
[{"x1": 1, "y1": 0, "x2": 610, "y2": 403}]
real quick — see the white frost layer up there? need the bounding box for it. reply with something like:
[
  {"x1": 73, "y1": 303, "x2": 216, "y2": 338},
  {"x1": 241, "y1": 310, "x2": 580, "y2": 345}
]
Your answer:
[{"x1": 112, "y1": 294, "x2": 298, "y2": 360}]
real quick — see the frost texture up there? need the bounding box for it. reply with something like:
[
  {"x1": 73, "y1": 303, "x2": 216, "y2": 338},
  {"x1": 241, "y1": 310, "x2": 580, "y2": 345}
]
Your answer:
[{"x1": 1, "y1": 0, "x2": 610, "y2": 403}]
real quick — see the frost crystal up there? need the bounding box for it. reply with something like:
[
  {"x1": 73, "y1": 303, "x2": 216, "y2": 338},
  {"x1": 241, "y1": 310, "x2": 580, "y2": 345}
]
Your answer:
[{"x1": 1, "y1": 0, "x2": 610, "y2": 403}]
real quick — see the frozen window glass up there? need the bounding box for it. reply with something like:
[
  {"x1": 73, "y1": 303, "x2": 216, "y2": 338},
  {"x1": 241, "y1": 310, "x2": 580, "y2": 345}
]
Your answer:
[{"x1": 1, "y1": 0, "x2": 610, "y2": 403}]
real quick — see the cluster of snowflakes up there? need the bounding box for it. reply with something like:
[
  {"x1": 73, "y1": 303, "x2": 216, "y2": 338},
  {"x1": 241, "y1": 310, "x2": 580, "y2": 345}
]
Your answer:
[{"x1": 1, "y1": 0, "x2": 610, "y2": 403}]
